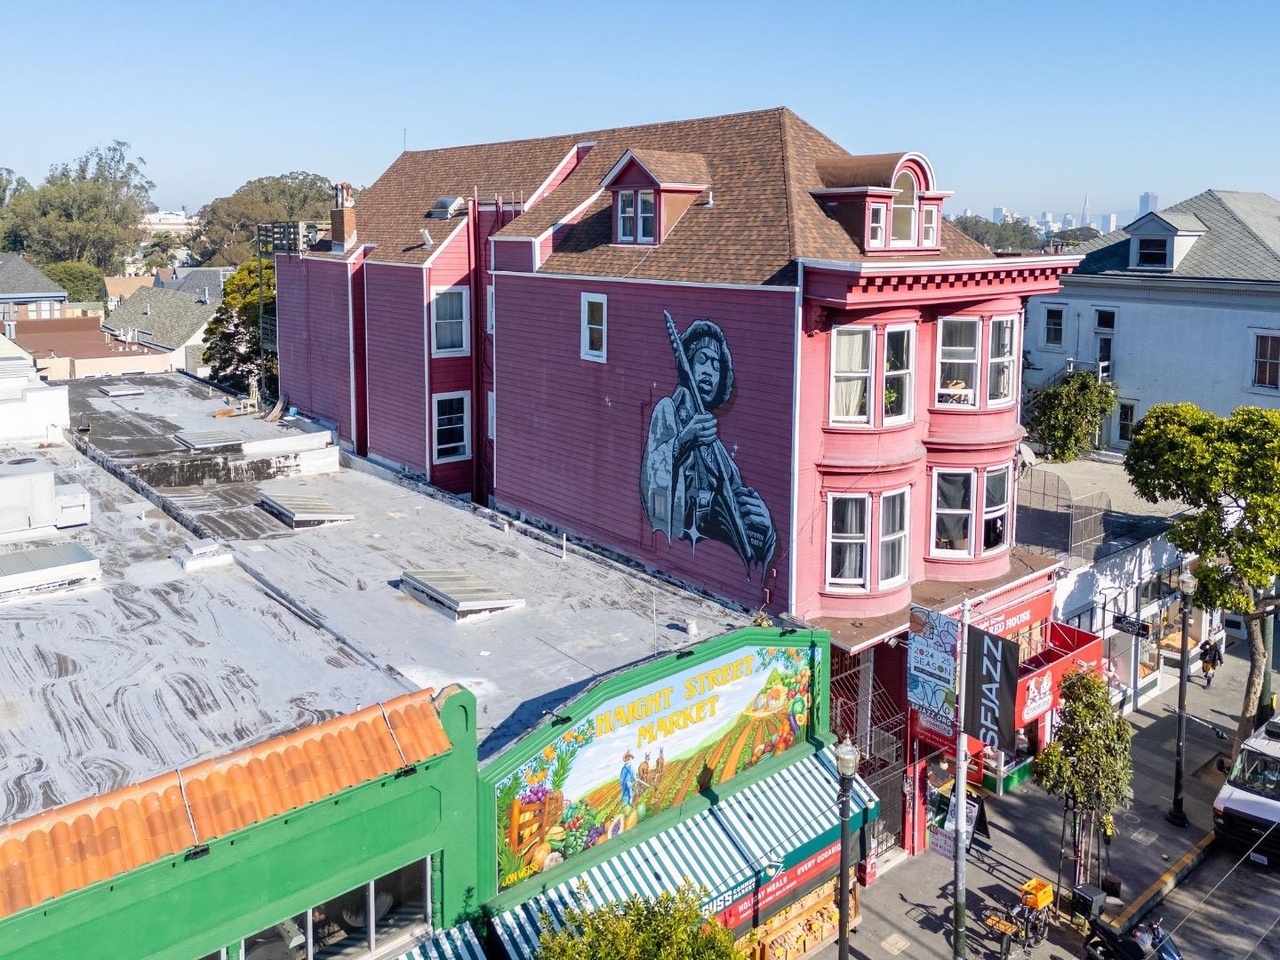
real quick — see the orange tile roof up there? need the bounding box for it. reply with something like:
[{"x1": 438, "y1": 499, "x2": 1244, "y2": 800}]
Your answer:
[{"x1": 0, "y1": 688, "x2": 452, "y2": 920}]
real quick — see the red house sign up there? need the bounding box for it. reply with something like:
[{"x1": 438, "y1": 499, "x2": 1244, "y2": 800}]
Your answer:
[{"x1": 1013, "y1": 623, "x2": 1103, "y2": 726}]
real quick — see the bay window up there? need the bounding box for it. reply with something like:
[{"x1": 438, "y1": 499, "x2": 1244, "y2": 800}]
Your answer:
[
  {"x1": 987, "y1": 316, "x2": 1015, "y2": 403},
  {"x1": 831, "y1": 327, "x2": 872, "y2": 423},
  {"x1": 937, "y1": 318, "x2": 978, "y2": 405},
  {"x1": 933, "y1": 470, "x2": 973, "y2": 555},
  {"x1": 880, "y1": 490, "x2": 908, "y2": 585},
  {"x1": 983, "y1": 465, "x2": 1010, "y2": 551},
  {"x1": 827, "y1": 494, "x2": 868, "y2": 587},
  {"x1": 884, "y1": 327, "x2": 913, "y2": 421}
]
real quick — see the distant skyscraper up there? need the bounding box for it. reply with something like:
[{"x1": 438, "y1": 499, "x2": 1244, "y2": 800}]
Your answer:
[
  {"x1": 1082, "y1": 194, "x2": 1090, "y2": 228},
  {"x1": 992, "y1": 206, "x2": 1008, "y2": 223},
  {"x1": 1063, "y1": 214, "x2": 1077, "y2": 229},
  {"x1": 1099, "y1": 213, "x2": 1117, "y2": 233},
  {"x1": 1139, "y1": 192, "x2": 1158, "y2": 216}
]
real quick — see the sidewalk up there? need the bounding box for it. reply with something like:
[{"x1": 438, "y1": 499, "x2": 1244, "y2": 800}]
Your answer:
[{"x1": 814, "y1": 639, "x2": 1262, "y2": 959}]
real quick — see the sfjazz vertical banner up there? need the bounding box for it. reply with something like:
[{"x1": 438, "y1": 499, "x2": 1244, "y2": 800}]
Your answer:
[{"x1": 962, "y1": 625, "x2": 1019, "y2": 753}]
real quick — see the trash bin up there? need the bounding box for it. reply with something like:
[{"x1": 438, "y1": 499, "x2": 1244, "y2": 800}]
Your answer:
[
  {"x1": 1101, "y1": 873, "x2": 1121, "y2": 899},
  {"x1": 1072, "y1": 882, "x2": 1106, "y2": 921}
]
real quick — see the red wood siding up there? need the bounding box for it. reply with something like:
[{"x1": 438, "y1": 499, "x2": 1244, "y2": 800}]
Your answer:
[
  {"x1": 426, "y1": 228, "x2": 476, "y2": 494},
  {"x1": 276, "y1": 254, "x2": 352, "y2": 441},
  {"x1": 493, "y1": 276, "x2": 796, "y2": 612},
  {"x1": 492, "y1": 239, "x2": 534, "y2": 274},
  {"x1": 364, "y1": 263, "x2": 427, "y2": 472}
]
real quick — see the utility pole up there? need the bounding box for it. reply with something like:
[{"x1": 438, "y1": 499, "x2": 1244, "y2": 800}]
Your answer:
[{"x1": 953, "y1": 599, "x2": 971, "y2": 959}]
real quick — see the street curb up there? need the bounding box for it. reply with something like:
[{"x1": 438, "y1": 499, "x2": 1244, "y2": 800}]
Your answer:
[{"x1": 1109, "y1": 830, "x2": 1215, "y2": 932}]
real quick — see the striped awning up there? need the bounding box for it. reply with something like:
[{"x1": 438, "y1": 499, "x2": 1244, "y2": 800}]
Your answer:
[
  {"x1": 491, "y1": 747, "x2": 879, "y2": 960},
  {"x1": 402, "y1": 922, "x2": 488, "y2": 960}
]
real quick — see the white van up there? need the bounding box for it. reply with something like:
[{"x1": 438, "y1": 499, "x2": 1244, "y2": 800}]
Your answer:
[{"x1": 1213, "y1": 718, "x2": 1280, "y2": 863}]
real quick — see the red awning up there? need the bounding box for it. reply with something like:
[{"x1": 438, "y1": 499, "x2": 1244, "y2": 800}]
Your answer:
[{"x1": 1014, "y1": 623, "x2": 1104, "y2": 727}]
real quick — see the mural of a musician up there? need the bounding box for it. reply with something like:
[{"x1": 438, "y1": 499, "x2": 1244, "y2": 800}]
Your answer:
[{"x1": 641, "y1": 312, "x2": 776, "y2": 579}]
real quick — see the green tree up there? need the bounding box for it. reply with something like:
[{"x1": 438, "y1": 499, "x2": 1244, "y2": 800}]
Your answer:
[
  {"x1": 535, "y1": 882, "x2": 744, "y2": 960},
  {"x1": 1031, "y1": 669, "x2": 1133, "y2": 886},
  {"x1": 0, "y1": 142, "x2": 153, "y2": 273},
  {"x1": 42, "y1": 261, "x2": 105, "y2": 304},
  {"x1": 201, "y1": 258, "x2": 277, "y2": 395},
  {"x1": 1029, "y1": 370, "x2": 1118, "y2": 461},
  {"x1": 1047, "y1": 227, "x2": 1102, "y2": 245},
  {"x1": 143, "y1": 231, "x2": 183, "y2": 269},
  {"x1": 951, "y1": 215, "x2": 1042, "y2": 252},
  {"x1": 1125, "y1": 403, "x2": 1280, "y2": 748},
  {"x1": 190, "y1": 172, "x2": 332, "y2": 266}
]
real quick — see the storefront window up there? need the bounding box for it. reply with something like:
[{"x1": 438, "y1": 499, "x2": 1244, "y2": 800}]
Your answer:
[
  {"x1": 240, "y1": 858, "x2": 432, "y2": 960},
  {"x1": 1139, "y1": 567, "x2": 1179, "y2": 606}
]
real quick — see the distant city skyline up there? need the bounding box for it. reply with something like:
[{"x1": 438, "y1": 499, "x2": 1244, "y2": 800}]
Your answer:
[{"x1": 3, "y1": 2, "x2": 1277, "y2": 215}]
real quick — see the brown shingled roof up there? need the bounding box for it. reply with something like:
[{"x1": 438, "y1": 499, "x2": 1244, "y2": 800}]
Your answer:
[
  {"x1": 0, "y1": 688, "x2": 453, "y2": 919},
  {"x1": 622, "y1": 149, "x2": 711, "y2": 187},
  {"x1": 814, "y1": 153, "x2": 905, "y2": 190},
  {"x1": 349, "y1": 107, "x2": 1000, "y2": 282}
]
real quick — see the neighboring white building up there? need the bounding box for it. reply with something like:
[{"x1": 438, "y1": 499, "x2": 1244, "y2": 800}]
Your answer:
[
  {"x1": 0, "y1": 338, "x2": 69, "y2": 442},
  {"x1": 1026, "y1": 190, "x2": 1280, "y2": 449}
]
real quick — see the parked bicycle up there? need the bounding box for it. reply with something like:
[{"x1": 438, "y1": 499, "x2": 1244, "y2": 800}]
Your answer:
[{"x1": 982, "y1": 878, "x2": 1052, "y2": 958}]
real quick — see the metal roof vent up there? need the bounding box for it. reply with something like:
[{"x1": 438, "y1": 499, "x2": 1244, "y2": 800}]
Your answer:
[{"x1": 427, "y1": 196, "x2": 465, "y2": 219}]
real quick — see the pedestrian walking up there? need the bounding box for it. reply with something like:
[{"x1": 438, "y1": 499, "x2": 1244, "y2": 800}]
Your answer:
[{"x1": 1199, "y1": 638, "x2": 1224, "y2": 687}]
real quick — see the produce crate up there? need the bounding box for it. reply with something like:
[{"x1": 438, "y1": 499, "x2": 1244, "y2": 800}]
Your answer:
[{"x1": 1020, "y1": 877, "x2": 1053, "y2": 910}]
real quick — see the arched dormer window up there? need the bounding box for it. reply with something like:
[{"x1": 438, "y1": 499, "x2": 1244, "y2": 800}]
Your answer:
[{"x1": 891, "y1": 172, "x2": 918, "y2": 246}]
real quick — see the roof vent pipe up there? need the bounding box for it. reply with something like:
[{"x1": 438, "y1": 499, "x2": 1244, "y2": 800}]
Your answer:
[{"x1": 706, "y1": 190, "x2": 714, "y2": 208}]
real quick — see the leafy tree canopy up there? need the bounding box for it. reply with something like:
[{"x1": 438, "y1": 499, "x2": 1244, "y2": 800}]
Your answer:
[
  {"x1": 1031, "y1": 669, "x2": 1133, "y2": 814},
  {"x1": 1125, "y1": 403, "x2": 1280, "y2": 745},
  {"x1": 201, "y1": 258, "x2": 277, "y2": 395},
  {"x1": 1029, "y1": 370, "x2": 1118, "y2": 461},
  {"x1": 1047, "y1": 226, "x2": 1102, "y2": 245},
  {"x1": 42, "y1": 261, "x2": 105, "y2": 304},
  {"x1": 191, "y1": 172, "x2": 332, "y2": 266},
  {"x1": 950, "y1": 215, "x2": 1042, "y2": 252},
  {"x1": 535, "y1": 883, "x2": 744, "y2": 960},
  {"x1": 0, "y1": 142, "x2": 153, "y2": 274}
]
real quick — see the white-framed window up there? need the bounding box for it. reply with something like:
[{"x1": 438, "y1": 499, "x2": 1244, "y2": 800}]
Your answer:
[
  {"x1": 890, "y1": 171, "x2": 918, "y2": 246},
  {"x1": 880, "y1": 489, "x2": 909, "y2": 586},
  {"x1": 617, "y1": 190, "x2": 636, "y2": 241},
  {"x1": 1118, "y1": 401, "x2": 1136, "y2": 443},
  {"x1": 936, "y1": 317, "x2": 978, "y2": 406},
  {"x1": 488, "y1": 390, "x2": 496, "y2": 441},
  {"x1": 831, "y1": 327, "x2": 872, "y2": 423},
  {"x1": 883, "y1": 327, "x2": 913, "y2": 423},
  {"x1": 827, "y1": 494, "x2": 869, "y2": 588},
  {"x1": 638, "y1": 190, "x2": 656, "y2": 242},
  {"x1": 432, "y1": 391, "x2": 470, "y2": 463},
  {"x1": 868, "y1": 204, "x2": 887, "y2": 248},
  {"x1": 1136, "y1": 237, "x2": 1169, "y2": 268},
  {"x1": 1254, "y1": 333, "x2": 1280, "y2": 390},
  {"x1": 1044, "y1": 306, "x2": 1064, "y2": 346},
  {"x1": 932, "y1": 469, "x2": 973, "y2": 556},
  {"x1": 987, "y1": 316, "x2": 1016, "y2": 404},
  {"x1": 429, "y1": 287, "x2": 470, "y2": 357},
  {"x1": 486, "y1": 284, "x2": 495, "y2": 335},
  {"x1": 983, "y1": 465, "x2": 1010, "y2": 552},
  {"x1": 921, "y1": 207, "x2": 937, "y2": 246},
  {"x1": 580, "y1": 293, "x2": 607, "y2": 362}
]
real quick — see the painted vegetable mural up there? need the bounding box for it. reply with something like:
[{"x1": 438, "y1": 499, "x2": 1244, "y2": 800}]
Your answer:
[{"x1": 495, "y1": 645, "x2": 820, "y2": 889}]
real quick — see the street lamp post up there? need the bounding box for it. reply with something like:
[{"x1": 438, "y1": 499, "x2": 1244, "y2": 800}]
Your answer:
[
  {"x1": 834, "y1": 736, "x2": 862, "y2": 960},
  {"x1": 1167, "y1": 570, "x2": 1198, "y2": 828}
]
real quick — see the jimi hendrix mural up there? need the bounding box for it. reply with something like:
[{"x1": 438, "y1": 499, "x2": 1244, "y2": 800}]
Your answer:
[{"x1": 641, "y1": 311, "x2": 776, "y2": 579}]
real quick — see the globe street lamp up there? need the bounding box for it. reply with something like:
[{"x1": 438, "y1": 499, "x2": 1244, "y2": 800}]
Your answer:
[
  {"x1": 834, "y1": 736, "x2": 862, "y2": 960},
  {"x1": 1167, "y1": 570, "x2": 1198, "y2": 827}
]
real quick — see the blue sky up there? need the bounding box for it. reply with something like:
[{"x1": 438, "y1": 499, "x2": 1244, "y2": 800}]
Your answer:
[{"x1": 9, "y1": 1, "x2": 1278, "y2": 222}]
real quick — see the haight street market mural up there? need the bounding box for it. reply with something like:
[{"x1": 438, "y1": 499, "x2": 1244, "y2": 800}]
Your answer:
[
  {"x1": 640, "y1": 311, "x2": 776, "y2": 581},
  {"x1": 495, "y1": 645, "x2": 821, "y2": 890}
]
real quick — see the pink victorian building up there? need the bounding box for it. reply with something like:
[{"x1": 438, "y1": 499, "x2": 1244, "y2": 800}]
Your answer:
[{"x1": 275, "y1": 108, "x2": 1081, "y2": 856}]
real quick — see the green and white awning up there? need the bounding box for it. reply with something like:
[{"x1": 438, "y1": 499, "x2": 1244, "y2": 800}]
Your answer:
[
  {"x1": 491, "y1": 747, "x2": 879, "y2": 959},
  {"x1": 402, "y1": 922, "x2": 488, "y2": 960}
]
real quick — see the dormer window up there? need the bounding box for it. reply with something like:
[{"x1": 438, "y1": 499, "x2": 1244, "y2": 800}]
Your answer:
[
  {"x1": 868, "y1": 204, "x2": 887, "y2": 248},
  {"x1": 1136, "y1": 238, "x2": 1169, "y2": 267},
  {"x1": 921, "y1": 207, "x2": 937, "y2": 247},
  {"x1": 891, "y1": 172, "x2": 918, "y2": 246},
  {"x1": 618, "y1": 191, "x2": 636, "y2": 241},
  {"x1": 638, "y1": 190, "x2": 656, "y2": 242},
  {"x1": 603, "y1": 149, "x2": 709, "y2": 247}
]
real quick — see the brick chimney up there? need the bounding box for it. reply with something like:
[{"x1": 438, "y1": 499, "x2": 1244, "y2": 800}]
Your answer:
[{"x1": 331, "y1": 182, "x2": 356, "y2": 253}]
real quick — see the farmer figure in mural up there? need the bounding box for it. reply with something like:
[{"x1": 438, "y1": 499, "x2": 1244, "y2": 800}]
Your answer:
[
  {"x1": 641, "y1": 311, "x2": 776, "y2": 579},
  {"x1": 619, "y1": 750, "x2": 638, "y2": 807}
]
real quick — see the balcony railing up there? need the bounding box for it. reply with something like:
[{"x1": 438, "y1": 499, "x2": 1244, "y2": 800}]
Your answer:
[
  {"x1": 1065, "y1": 357, "x2": 1112, "y2": 382},
  {"x1": 260, "y1": 313, "x2": 278, "y2": 352}
]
